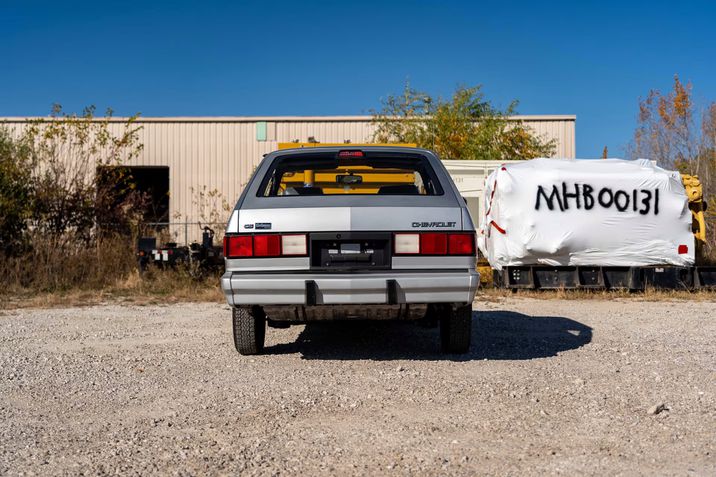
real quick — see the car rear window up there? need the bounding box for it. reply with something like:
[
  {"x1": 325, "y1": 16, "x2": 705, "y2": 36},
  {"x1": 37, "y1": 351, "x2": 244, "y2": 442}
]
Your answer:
[{"x1": 257, "y1": 152, "x2": 444, "y2": 197}]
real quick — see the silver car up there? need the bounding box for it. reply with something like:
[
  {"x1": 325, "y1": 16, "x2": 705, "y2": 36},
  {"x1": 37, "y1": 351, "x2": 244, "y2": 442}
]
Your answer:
[{"x1": 221, "y1": 146, "x2": 479, "y2": 355}]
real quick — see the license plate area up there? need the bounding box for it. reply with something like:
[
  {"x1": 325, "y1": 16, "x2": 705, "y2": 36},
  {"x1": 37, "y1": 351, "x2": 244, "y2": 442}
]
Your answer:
[{"x1": 310, "y1": 232, "x2": 391, "y2": 270}]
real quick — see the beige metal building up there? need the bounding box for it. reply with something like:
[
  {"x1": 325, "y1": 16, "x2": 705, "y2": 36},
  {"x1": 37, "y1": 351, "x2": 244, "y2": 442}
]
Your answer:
[{"x1": 3, "y1": 115, "x2": 575, "y2": 242}]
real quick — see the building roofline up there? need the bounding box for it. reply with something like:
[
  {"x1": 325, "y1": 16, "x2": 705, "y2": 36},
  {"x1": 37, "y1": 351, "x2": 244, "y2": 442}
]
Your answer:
[{"x1": 0, "y1": 114, "x2": 576, "y2": 123}]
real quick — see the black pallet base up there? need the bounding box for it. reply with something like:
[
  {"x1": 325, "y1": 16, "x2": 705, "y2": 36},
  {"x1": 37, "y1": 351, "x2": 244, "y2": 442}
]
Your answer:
[{"x1": 493, "y1": 266, "x2": 716, "y2": 291}]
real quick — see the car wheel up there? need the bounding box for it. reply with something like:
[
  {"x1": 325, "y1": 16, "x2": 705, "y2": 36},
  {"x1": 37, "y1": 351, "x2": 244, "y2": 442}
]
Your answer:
[
  {"x1": 440, "y1": 304, "x2": 472, "y2": 354},
  {"x1": 233, "y1": 307, "x2": 266, "y2": 355}
]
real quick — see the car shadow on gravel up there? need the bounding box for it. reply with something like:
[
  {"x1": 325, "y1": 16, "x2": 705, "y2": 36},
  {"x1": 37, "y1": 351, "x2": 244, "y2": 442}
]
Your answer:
[{"x1": 265, "y1": 310, "x2": 592, "y2": 361}]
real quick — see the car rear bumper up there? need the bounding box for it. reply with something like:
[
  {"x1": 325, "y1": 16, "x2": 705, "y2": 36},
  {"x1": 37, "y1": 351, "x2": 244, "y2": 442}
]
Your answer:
[{"x1": 221, "y1": 269, "x2": 479, "y2": 306}]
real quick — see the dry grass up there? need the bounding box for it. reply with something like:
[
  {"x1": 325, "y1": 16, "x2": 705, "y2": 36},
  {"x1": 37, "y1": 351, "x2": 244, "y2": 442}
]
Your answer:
[
  {"x1": 0, "y1": 234, "x2": 138, "y2": 292},
  {"x1": 0, "y1": 269, "x2": 224, "y2": 310},
  {"x1": 0, "y1": 231, "x2": 225, "y2": 310}
]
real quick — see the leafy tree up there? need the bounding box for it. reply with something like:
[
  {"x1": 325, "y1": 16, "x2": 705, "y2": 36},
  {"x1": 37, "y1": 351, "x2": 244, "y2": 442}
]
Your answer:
[
  {"x1": 23, "y1": 104, "x2": 146, "y2": 241},
  {"x1": 0, "y1": 105, "x2": 149, "y2": 291},
  {"x1": 372, "y1": 83, "x2": 556, "y2": 160},
  {"x1": 630, "y1": 75, "x2": 716, "y2": 256},
  {"x1": 0, "y1": 129, "x2": 32, "y2": 255}
]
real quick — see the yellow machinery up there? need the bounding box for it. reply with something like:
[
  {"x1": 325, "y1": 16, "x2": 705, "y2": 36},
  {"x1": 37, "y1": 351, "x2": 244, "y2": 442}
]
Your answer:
[
  {"x1": 276, "y1": 143, "x2": 418, "y2": 194},
  {"x1": 277, "y1": 168, "x2": 417, "y2": 194},
  {"x1": 682, "y1": 174, "x2": 707, "y2": 259}
]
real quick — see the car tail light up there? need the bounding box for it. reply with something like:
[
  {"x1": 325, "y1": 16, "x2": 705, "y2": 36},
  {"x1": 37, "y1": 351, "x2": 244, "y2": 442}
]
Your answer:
[
  {"x1": 224, "y1": 235, "x2": 252, "y2": 257},
  {"x1": 394, "y1": 232, "x2": 475, "y2": 256},
  {"x1": 394, "y1": 233, "x2": 420, "y2": 254},
  {"x1": 253, "y1": 234, "x2": 281, "y2": 257},
  {"x1": 224, "y1": 234, "x2": 308, "y2": 258},
  {"x1": 448, "y1": 233, "x2": 476, "y2": 255},
  {"x1": 420, "y1": 233, "x2": 448, "y2": 255},
  {"x1": 281, "y1": 234, "x2": 307, "y2": 256}
]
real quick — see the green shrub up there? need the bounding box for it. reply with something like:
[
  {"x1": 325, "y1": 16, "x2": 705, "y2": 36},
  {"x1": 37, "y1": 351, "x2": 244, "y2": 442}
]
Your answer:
[
  {"x1": 0, "y1": 129, "x2": 33, "y2": 255},
  {"x1": 0, "y1": 106, "x2": 147, "y2": 292}
]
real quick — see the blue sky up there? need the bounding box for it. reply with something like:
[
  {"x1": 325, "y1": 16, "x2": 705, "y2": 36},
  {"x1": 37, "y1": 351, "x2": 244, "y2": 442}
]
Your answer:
[{"x1": 2, "y1": 0, "x2": 715, "y2": 157}]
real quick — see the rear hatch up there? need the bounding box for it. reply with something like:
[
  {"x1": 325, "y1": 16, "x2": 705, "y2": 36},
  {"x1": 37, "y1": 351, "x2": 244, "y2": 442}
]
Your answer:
[{"x1": 225, "y1": 148, "x2": 471, "y2": 271}]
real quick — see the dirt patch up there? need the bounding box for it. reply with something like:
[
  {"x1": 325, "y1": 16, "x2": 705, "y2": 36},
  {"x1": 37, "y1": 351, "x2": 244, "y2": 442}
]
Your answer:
[{"x1": 1, "y1": 298, "x2": 714, "y2": 475}]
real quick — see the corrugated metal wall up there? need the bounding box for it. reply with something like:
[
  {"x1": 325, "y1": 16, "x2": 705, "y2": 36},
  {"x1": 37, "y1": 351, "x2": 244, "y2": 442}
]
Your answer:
[{"x1": 2, "y1": 115, "x2": 575, "y2": 240}]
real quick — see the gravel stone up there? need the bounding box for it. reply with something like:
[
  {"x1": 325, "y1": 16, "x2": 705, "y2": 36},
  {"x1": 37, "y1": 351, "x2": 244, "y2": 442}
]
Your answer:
[
  {"x1": 0, "y1": 298, "x2": 714, "y2": 475},
  {"x1": 648, "y1": 403, "x2": 668, "y2": 415}
]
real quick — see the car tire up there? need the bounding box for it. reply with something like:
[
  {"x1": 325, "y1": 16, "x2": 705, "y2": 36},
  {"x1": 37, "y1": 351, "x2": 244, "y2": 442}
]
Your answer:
[
  {"x1": 440, "y1": 304, "x2": 472, "y2": 354},
  {"x1": 233, "y1": 307, "x2": 266, "y2": 355}
]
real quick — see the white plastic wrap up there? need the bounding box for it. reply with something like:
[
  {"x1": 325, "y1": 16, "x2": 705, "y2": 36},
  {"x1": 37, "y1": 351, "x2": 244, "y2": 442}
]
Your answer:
[{"x1": 478, "y1": 158, "x2": 695, "y2": 269}]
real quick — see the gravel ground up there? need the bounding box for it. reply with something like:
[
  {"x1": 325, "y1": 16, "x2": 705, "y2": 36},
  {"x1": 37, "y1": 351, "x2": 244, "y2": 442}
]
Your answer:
[{"x1": 1, "y1": 297, "x2": 715, "y2": 476}]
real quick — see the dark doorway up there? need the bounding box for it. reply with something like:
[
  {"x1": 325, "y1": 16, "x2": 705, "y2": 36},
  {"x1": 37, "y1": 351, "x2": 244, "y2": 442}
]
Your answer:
[
  {"x1": 96, "y1": 166, "x2": 170, "y2": 223},
  {"x1": 126, "y1": 166, "x2": 170, "y2": 222}
]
